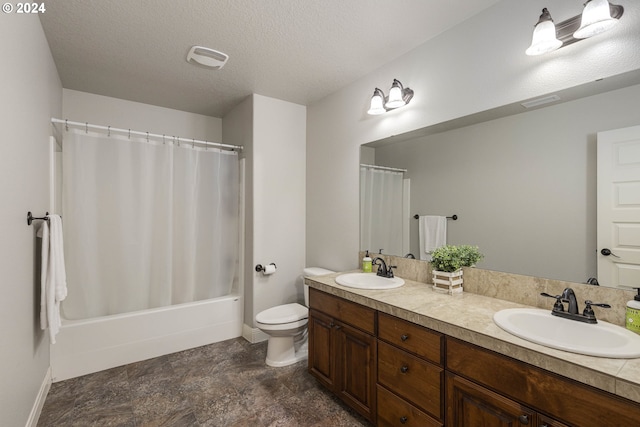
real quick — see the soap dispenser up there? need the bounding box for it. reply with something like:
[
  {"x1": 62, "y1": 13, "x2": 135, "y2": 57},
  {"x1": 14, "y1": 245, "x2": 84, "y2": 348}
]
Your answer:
[
  {"x1": 362, "y1": 251, "x2": 372, "y2": 273},
  {"x1": 626, "y1": 288, "x2": 640, "y2": 334}
]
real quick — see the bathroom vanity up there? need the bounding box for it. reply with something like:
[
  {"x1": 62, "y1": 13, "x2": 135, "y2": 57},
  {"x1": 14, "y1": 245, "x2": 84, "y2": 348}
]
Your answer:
[{"x1": 306, "y1": 273, "x2": 640, "y2": 427}]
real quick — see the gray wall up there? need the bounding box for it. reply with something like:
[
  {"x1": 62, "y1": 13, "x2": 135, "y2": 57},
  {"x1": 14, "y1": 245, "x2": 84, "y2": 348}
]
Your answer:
[
  {"x1": 0, "y1": 14, "x2": 62, "y2": 426},
  {"x1": 223, "y1": 96, "x2": 254, "y2": 326},
  {"x1": 374, "y1": 83, "x2": 640, "y2": 283},
  {"x1": 224, "y1": 95, "x2": 307, "y2": 331}
]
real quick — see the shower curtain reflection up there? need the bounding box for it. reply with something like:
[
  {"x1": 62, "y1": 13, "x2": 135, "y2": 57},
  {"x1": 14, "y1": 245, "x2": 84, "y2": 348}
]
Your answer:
[
  {"x1": 360, "y1": 166, "x2": 404, "y2": 256},
  {"x1": 62, "y1": 128, "x2": 239, "y2": 319}
]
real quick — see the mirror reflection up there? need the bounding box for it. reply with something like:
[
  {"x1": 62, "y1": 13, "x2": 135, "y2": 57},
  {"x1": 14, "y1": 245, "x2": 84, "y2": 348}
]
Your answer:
[{"x1": 361, "y1": 74, "x2": 640, "y2": 289}]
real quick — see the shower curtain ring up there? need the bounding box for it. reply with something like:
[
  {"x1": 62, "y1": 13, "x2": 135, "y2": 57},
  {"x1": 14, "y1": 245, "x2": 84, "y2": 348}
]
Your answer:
[
  {"x1": 85, "y1": 122, "x2": 88, "y2": 133},
  {"x1": 192, "y1": 138, "x2": 195, "y2": 148},
  {"x1": 162, "y1": 134, "x2": 165, "y2": 144},
  {"x1": 107, "y1": 126, "x2": 111, "y2": 137},
  {"x1": 65, "y1": 119, "x2": 68, "y2": 131},
  {"x1": 147, "y1": 132, "x2": 149, "y2": 142},
  {"x1": 128, "y1": 129, "x2": 131, "y2": 139}
]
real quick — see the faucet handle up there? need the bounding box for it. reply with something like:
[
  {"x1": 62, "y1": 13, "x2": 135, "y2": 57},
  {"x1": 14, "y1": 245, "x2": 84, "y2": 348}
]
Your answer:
[
  {"x1": 583, "y1": 300, "x2": 611, "y2": 319},
  {"x1": 540, "y1": 293, "x2": 564, "y2": 312},
  {"x1": 387, "y1": 265, "x2": 397, "y2": 278},
  {"x1": 584, "y1": 300, "x2": 611, "y2": 308}
]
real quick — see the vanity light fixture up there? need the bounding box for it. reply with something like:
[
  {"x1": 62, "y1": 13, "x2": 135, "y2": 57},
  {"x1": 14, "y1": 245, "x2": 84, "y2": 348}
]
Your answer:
[
  {"x1": 367, "y1": 79, "x2": 414, "y2": 115},
  {"x1": 525, "y1": 1, "x2": 623, "y2": 56}
]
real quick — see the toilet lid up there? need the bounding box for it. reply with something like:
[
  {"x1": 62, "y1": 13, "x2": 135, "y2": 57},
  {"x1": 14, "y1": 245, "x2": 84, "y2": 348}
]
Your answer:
[{"x1": 256, "y1": 303, "x2": 308, "y2": 325}]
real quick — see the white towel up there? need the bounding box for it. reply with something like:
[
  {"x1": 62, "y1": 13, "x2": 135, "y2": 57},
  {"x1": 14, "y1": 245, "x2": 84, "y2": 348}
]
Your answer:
[
  {"x1": 418, "y1": 215, "x2": 447, "y2": 261},
  {"x1": 39, "y1": 215, "x2": 67, "y2": 344}
]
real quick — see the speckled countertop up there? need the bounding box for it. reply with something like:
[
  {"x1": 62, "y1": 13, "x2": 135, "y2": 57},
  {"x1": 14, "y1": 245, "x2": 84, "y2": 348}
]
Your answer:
[{"x1": 305, "y1": 271, "x2": 640, "y2": 405}]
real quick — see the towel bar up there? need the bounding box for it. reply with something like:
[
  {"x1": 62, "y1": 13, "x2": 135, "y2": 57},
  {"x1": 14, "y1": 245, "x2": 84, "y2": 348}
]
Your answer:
[
  {"x1": 413, "y1": 214, "x2": 457, "y2": 220},
  {"x1": 27, "y1": 211, "x2": 49, "y2": 226}
]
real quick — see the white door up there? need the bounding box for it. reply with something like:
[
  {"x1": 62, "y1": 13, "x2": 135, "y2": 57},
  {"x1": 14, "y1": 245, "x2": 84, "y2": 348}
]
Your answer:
[{"x1": 597, "y1": 125, "x2": 640, "y2": 289}]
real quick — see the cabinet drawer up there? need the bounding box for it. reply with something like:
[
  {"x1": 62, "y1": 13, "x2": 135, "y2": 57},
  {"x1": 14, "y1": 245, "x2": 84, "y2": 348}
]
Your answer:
[
  {"x1": 447, "y1": 337, "x2": 640, "y2": 427},
  {"x1": 378, "y1": 312, "x2": 443, "y2": 365},
  {"x1": 378, "y1": 340, "x2": 443, "y2": 420},
  {"x1": 377, "y1": 385, "x2": 442, "y2": 427},
  {"x1": 309, "y1": 288, "x2": 376, "y2": 335}
]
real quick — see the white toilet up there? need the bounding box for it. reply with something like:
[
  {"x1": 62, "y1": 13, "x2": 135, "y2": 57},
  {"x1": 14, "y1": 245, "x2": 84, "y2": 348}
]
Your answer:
[{"x1": 255, "y1": 267, "x2": 334, "y2": 367}]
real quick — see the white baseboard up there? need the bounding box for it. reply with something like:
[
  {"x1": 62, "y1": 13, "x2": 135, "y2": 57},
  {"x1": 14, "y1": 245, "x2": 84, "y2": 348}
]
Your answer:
[
  {"x1": 242, "y1": 323, "x2": 269, "y2": 343},
  {"x1": 26, "y1": 367, "x2": 51, "y2": 427}
]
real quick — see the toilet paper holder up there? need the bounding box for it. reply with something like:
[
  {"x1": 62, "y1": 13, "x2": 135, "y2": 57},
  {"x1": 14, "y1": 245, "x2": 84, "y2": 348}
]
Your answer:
[{"x1": 255, "y1": 263, "x2": 277, "y2": 273}]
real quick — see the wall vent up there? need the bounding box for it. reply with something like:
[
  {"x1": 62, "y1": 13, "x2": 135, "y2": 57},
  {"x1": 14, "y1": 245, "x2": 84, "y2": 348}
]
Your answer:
[{"x1": 521, "y1": 94, "x2": 561, "y2": 109}]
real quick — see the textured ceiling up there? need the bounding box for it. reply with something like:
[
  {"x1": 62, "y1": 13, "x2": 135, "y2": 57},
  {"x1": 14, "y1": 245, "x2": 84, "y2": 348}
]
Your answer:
[{"x1": 39, "y1": 0, "x2": 502, "y2": 118}]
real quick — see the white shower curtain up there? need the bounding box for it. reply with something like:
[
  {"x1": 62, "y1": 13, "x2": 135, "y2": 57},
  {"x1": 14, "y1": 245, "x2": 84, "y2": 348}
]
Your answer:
[
  {"x1": 360, "y1": 166, "x2": 404, "y2": 256},
  {"x1": 62, "y1": 129, "x2": 239, "y2": 319}
]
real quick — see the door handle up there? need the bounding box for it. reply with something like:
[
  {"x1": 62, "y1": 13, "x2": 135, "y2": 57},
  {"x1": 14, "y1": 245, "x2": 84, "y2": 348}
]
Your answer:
[{"x1": 601, "y1": 248, "x2": 621, "y2": 258}]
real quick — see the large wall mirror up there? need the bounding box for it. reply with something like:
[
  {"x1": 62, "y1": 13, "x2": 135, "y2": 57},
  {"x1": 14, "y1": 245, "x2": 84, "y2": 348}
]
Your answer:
[{"x1": 360, "y1": 70, "x2": 640, "y2": 289}]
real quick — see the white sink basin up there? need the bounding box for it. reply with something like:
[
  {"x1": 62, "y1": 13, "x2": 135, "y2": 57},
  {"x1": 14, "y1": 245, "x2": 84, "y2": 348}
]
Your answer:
[
  {"x1": 335, "y1": 272, "x2": 405, "y2": 290},
  {"x1": 493, "y1": 308, "x2": 640, "y2": 358}
]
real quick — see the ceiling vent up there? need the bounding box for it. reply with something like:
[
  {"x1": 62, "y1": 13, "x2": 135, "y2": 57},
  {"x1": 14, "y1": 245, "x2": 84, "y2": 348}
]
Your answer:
[{"x1": 186, "y1": 46, "x2": 229, "y2": 70}]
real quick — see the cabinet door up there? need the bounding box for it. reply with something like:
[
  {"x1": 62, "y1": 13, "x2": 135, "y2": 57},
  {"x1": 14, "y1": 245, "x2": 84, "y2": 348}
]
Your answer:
[
  {"x1": 447, "y1": 373, "x2": 535, "y2": 427},
  {"x1": 336, "y1": 321, "x2": 377, "y2": 422},
  {"x1": 308, "y1": 309, "x2": 335, "y2": 390}
]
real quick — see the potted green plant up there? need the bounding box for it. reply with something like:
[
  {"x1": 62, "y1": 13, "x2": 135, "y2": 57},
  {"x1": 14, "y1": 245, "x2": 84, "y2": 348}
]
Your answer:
[{"x1": 430, "y1": 245, "x2": 483, "y2": 294}]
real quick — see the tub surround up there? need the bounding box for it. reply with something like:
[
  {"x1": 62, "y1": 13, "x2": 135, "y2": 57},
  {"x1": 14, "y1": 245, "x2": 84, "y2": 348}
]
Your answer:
[{"x1": 306, "y1": 257, "x2": 640, "y2": 405}]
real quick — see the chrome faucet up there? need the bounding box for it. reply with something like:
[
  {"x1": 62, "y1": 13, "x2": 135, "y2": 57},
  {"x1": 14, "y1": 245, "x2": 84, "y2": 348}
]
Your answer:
[{"x1": 541, "y1": 288, "x2": 611, "y2": 324}]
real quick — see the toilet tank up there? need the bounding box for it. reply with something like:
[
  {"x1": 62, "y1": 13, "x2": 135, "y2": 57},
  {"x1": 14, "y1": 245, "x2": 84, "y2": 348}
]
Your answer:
[{"x1": 303, "y1": 267, "x2": 334, "y2": 306}]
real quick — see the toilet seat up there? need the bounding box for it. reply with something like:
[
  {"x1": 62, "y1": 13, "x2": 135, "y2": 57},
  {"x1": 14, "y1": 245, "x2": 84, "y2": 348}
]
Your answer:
[{"x1": 256, "y1": 303, "x2": 308, "y2": 325}]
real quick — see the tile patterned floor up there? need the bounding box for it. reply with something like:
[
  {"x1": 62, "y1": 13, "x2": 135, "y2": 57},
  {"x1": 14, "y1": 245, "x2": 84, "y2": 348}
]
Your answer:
[{"x1": 37, "y1": 338, "x2": 371, "y2": 426}]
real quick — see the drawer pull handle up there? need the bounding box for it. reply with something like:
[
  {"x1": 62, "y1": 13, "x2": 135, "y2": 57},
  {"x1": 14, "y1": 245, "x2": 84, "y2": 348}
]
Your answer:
[
  {"x1": 335, "y1": 325, "x2": 342, "y2": 330},
  {"x1": 400, "y1": 365, "x2": 409, "y2": 374},
  {"x1": 401, "y1": 334, "x2": 409, "y2": 341},
  {"x1": 329, "y1": 322, "x2": 335, "y2": 328},
  {"x1": 518, "y1": 414, "x2": 529, "y2": 425},
  {"x1": 400, "y1": 416, "x2": 408, "y2": 424}
]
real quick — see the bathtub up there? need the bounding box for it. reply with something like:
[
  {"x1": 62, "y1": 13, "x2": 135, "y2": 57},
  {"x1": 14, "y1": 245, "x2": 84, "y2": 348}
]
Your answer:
[{"x1": 50, "y1": 294, "x2": 243, "y2": 382}]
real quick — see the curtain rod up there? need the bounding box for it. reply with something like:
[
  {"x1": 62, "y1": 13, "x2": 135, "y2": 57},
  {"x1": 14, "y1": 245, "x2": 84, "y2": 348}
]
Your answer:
[
  {"x1": 51, "y1": 118, "x2": 243, "y2": 152},
  {"x1": 360, "y1": 163, "x2": 407, "y2": 173}
]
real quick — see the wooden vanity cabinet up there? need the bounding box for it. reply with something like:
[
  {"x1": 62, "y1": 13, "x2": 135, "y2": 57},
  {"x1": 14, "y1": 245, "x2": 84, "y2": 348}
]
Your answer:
[
  {"x1": 307, "y1": 287, "x2": 640, "y2": 427},
  {"x1": 377, "y1": 313, "x2": 444, "y2": 426},
  {"x1": 308, "y1": 288, "x2": 377, "y2": 423},
  {"x1": 446, "y1": 337, "x2": 640, "y2": 427}
]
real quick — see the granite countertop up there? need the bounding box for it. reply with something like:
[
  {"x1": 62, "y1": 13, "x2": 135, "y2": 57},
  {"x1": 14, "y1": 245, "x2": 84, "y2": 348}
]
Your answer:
[{"x1": 305, "y1": 271, "x2": 640, "y2": 405}]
